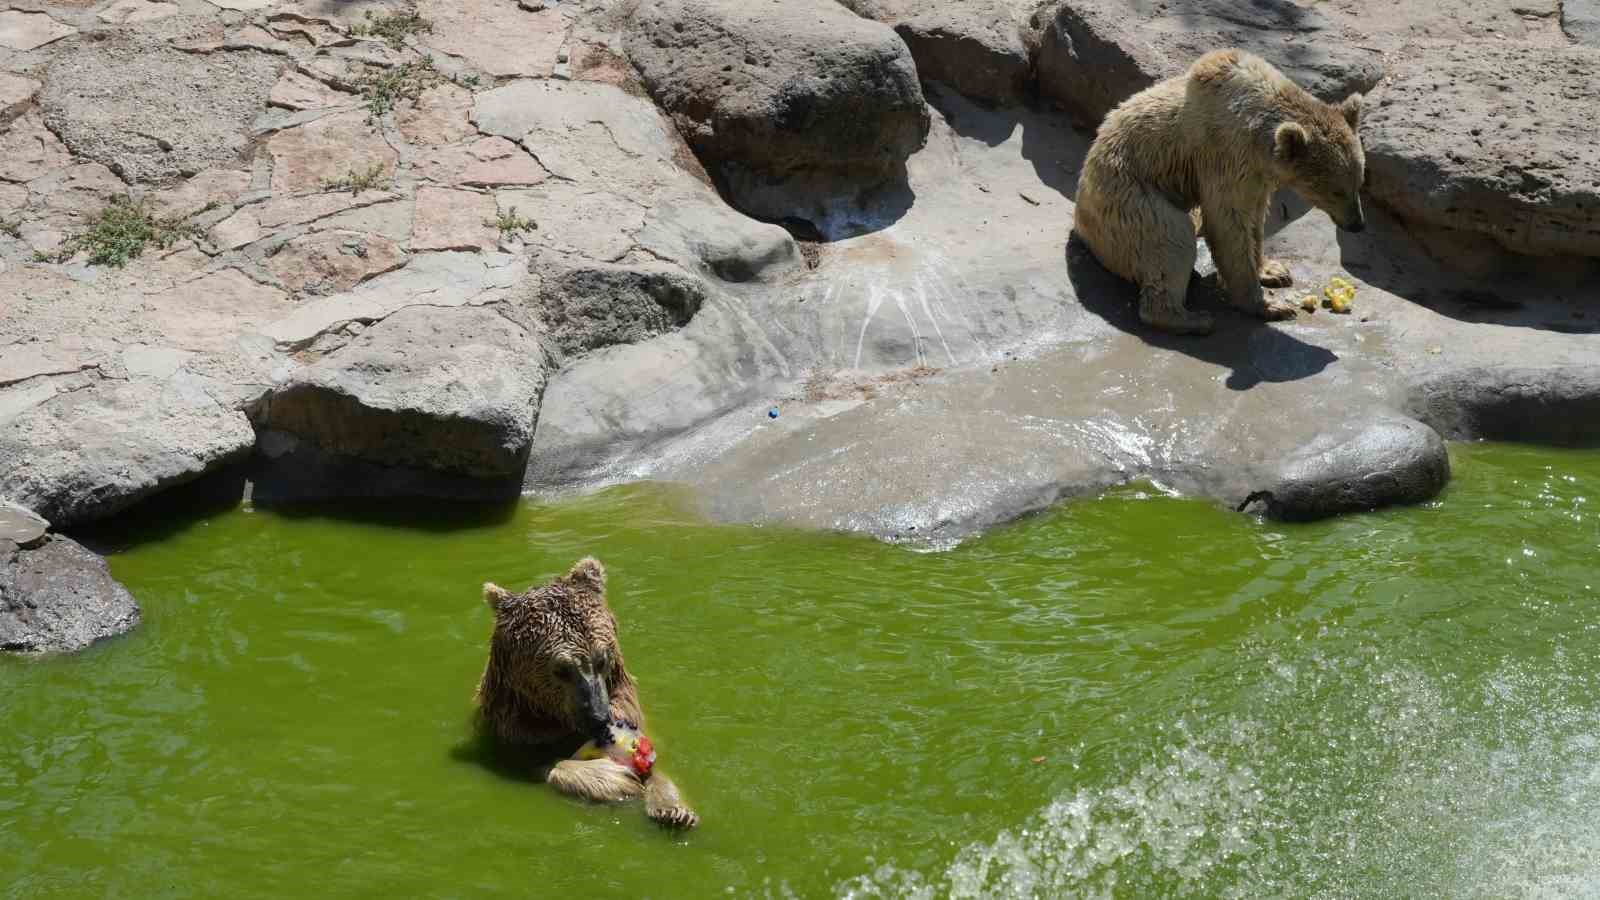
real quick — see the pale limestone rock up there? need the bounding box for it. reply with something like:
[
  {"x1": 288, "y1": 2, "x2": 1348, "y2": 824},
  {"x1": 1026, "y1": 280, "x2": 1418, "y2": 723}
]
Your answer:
[
  {"x1": 412, "y1": 186, "x2": 498, "y2": 252},
  {"x1": 417, "y1": 0, "x2": 565, "y2": 78},
  {"x1": 0, "y1": 10, "x2": 75, "y2": 52},
  {"x1": 267, "y1": 110, "x2": 397, "y2": 196},
  {"x1": 268, "y1": 230, "x2": 407, "y2": 294},
  {"x1": 396, "y1": 83, "x2": 475, "y2": 147}
]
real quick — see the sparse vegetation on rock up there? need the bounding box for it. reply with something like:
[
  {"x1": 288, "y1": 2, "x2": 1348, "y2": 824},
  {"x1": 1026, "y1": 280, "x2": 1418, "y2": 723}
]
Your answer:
[
  {"x1": 37, "y1": 195, "x2": 202, "y2": 267},
  {"x1": 358, "y1": 57, "x2": 440, "y2": 121},
  {"x1": 349, "y1": 9, "x2": 433, "y2": 49},
  {"x1": 488, "y1": 206, "x2": 537, "y2": 239},
  {"x1": 321, "y1": 163, "x2": 392, "y2": 196}
]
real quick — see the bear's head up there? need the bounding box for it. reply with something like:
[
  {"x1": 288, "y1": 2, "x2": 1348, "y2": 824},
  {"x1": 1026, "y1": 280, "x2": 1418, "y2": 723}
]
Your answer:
[
  {"x1": 481, "y1": 558, "x2": 627, "y2": 740},
  {"x1": 1273, "y1": 93, "x2": 1366, "y2": 233}
]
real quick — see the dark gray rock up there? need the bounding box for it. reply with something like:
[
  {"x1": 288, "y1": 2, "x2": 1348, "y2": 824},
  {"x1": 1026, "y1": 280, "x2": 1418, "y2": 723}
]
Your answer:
[
  {"x1": 538, "y1": 261, "x2": 707, "y2": 360},
  {"x1": 1034, "y1": 0, "x2": 1383, "y2": 126},
  {"x1": 1364, "y1": 44, "x2": 1600, "y2": 258},
  {"x1": 252, "y1": 305, "x2": 545, "y2": 479},
  {"x1": 1245, "y1": 417, "x2": 1450, "y2": 522},
  {"x1": 1405, "y1": 367, "x2": 1600, "y2": 447},
  {"x1": 41, "y1": 35, "x2": 282, "y2": 184},
  {"x1": 1, "y1": 534, "x2": 140, "y2": 655},
  {"x1": 622, "y1": 0, "x2": 929, "y2": 227}
]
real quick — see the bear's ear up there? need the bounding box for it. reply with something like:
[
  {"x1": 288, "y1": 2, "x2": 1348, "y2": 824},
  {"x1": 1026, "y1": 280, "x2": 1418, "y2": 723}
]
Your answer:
[
  {"x1": 567, "y1": 557, "x2": 606, "y2": 588},
  {"x1": 1274, "y1": 122, "x2": 1308, "y2": 163},
  {"x1": 483, "y1": 582, "x2": 513, "y2": 611},
  {"x1": 1339, "y1": 93, "x2": 1363, "y2": 130}
]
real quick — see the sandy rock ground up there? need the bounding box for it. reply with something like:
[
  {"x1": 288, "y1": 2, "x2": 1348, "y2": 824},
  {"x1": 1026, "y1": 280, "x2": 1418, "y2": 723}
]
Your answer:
[{"x1": 0, "y1": 0, "x2": 1597, "y2": 646}]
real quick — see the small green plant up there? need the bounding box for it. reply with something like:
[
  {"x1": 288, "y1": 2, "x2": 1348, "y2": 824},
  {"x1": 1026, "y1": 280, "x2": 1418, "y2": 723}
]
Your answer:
[
  {"x1": 41, "y1": 195, "x2": 203, "y2": 267},
  {"x1": 456, "y1": 73, "x2": 481, "y2": 89},
  {"x1": 322, "y1": 162, "x2": 392, "y2": 196},
  {"x1": 358, "y1": 56, "x2": 439, "y2": 120},
  {"x1": 349, "y1": 9, "x2": 432, "y2": 49},
  {"x1": 488, "y1": 207, "x2": 537, "y2": 239},
  {"x1": 0, "y1": 217, "x2": 20, "y2": 239}
]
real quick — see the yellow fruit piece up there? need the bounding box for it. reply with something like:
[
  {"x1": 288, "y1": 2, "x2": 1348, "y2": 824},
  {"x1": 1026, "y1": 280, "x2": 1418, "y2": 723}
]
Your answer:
[
  {"x1": 1299, "y1": 294, "x2": 1318, "y2": 312},
  {"x1": 1321, "y1": 277, "x2": 1356, "y2": 314}
]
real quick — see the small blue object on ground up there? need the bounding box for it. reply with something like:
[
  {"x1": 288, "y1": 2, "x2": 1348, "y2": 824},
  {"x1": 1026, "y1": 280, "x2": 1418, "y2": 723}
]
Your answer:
[{"x1": 768, "y1": 407, "x2": 779, "y2": 419}]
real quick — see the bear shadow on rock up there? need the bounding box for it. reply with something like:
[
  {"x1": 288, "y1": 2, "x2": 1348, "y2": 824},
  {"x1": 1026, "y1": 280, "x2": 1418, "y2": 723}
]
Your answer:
[
  {"x1": 926, "y1": 82, "x2": 1093, "y2": 202},
  {"x1": 1334, "y1": 206, "x2": 1600, "y2": 335},
  {"x1": 1066, "y1": 234, "x2": 1338, "y2": 390}
]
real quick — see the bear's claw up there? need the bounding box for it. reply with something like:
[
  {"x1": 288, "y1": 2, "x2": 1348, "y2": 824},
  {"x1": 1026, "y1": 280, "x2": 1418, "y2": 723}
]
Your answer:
[
  {"x1": 1258, "y1": 298, "x2": 1300, "y2": 321},
  {"x1": 650, "y1": 806, "x2": 699, "y2": 830}
]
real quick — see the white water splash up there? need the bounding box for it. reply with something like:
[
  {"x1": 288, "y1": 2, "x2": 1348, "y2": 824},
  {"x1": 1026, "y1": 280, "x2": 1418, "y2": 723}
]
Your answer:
[{"x1": 836, "y1": 645, "x2": 1600, "y2": 899}]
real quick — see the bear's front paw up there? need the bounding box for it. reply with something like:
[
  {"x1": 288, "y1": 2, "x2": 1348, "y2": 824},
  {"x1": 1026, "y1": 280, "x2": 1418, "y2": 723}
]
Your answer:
[
  {"x1": 1258, "y1": 259, "x2": 1293, "y2": 287},
  {"x1": 1260, "y1": 298, "x2": 1300, "y2": 321},
  {"x1": 649, "y1": 805, "x2": 700, "y2": 830}
]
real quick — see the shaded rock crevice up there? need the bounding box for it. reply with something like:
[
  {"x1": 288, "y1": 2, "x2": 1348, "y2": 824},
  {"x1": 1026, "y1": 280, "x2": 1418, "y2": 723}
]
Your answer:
[{"x1": 1406, "y1": 367, "x2": 1600, "y2": 447}]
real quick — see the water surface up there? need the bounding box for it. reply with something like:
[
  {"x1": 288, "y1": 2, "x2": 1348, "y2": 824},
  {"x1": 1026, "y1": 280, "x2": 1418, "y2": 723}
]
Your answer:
[{"x1": 4, "y1": 444, "x2": 1599, "y2": 898}]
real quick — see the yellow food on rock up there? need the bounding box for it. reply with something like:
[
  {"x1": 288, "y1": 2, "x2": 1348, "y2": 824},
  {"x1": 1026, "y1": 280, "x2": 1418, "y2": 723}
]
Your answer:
[
  {"x1": 1322, "y1": 276, "x2": 1356, "y2": 314},
  {"x1": 1299, "y1": 294, "x2": 1318, "y2": 312}
]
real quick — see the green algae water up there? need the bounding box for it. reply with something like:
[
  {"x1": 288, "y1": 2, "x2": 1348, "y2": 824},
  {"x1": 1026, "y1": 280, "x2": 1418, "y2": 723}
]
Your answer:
[{"x1": 4, "y1": 444, "x2": 1600, "y2": 899}]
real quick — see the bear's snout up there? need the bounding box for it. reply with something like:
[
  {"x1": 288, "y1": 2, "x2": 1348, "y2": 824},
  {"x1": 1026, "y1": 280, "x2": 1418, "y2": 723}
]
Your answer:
[{"x1": 1341, "y1": 219, "x2": 1365, "y2": 233}]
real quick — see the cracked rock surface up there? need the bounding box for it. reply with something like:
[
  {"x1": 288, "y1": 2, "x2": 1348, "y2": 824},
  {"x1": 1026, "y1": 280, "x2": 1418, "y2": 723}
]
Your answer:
[{"x1": 0, "y1": 0, "x2": 1595, "y2": 576}]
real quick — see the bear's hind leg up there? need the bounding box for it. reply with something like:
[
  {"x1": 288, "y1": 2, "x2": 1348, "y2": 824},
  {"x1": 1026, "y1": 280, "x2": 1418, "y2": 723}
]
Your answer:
[{"x1": 1134, "y1": 191, "x2": 1212, "y2": 335}]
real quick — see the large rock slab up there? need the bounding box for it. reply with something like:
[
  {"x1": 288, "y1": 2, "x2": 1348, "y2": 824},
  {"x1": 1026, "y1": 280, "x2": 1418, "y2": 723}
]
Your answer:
[
  {"x1": 892, "y1": 2, "x2": 1032, "y2": 106},
  {"x1": 0, "y1": 373, "x2": 257, "y2": 527},
  {"x1": 1406, "y1": 367, "x2": 1600, "y2": 446},
  {"x1": 1, "y1": 533, "x2": 140, "y2": 655},
  {"x1": 0, "y1": 9, "x2": 75, "y2": 52},
  {"x1": 252, "y1": 304, "x2": 545, "y2": 479},
  {"x1": 417, "y1": 0, "x2": 565, "y2": 78},
  {"x1": 1034, "y1": 0, "x2": 1383, "y2": 126},
  {"x1": 41, "y1": 38, "x2": 281, "y2": 184},
  {"x1": 622, "y1": 0, "x2": 929, "y2": 228},
  {"x1": 1364, "y1": 44, "x2": 1600, "y2": 258}
]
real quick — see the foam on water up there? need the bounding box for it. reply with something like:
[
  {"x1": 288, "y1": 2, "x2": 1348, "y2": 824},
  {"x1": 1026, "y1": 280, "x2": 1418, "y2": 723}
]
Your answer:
[{"x1": 837, "y1": 637, "x2": 1600, "y2": 899}]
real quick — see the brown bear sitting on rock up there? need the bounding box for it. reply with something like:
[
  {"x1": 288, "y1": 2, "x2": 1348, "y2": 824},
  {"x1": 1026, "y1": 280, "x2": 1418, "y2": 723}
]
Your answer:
[
  {"x1": 1073, "y1": 48, "x2": 1367, "y2": 335},
  {"x1": 475, "y1": 557, "x2": 698, "y2": 829}
]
